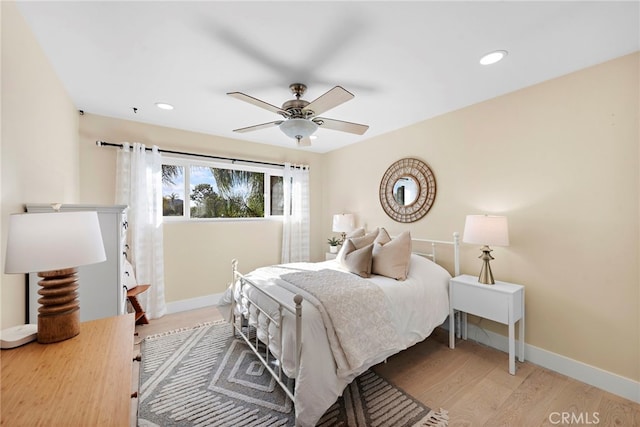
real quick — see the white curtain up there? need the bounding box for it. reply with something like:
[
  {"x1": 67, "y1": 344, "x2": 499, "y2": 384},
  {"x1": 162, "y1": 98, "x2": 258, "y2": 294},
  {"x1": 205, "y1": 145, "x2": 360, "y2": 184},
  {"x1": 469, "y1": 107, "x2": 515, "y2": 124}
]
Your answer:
[
  {"x1": 281, "y1": 162, "x2": 310, "y2": 263},
  {"x1": 116, "y1": 142, "x2": 167, "y2": 319}
]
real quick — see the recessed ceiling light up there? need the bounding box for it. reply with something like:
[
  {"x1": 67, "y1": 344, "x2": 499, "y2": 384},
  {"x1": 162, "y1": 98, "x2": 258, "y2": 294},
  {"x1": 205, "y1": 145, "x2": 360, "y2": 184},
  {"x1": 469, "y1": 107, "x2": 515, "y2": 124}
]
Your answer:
[
  {"x1": 155, "y1": 102, "x2": 174, "y2": 110},
  {"x1": 480, "y1": 50, "x2": 508, "y2": 65}
]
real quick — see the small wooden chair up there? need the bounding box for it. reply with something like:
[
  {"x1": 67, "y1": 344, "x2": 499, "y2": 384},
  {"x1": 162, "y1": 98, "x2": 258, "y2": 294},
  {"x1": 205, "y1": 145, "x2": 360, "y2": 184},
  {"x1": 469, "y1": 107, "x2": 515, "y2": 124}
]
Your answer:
[{"x1": 127, "y1": 285, "x2": 151, "y2": 325}]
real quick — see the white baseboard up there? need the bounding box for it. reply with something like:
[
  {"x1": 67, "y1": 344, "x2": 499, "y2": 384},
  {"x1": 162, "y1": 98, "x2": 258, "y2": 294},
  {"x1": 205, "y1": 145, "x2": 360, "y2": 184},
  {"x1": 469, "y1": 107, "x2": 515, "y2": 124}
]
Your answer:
[
  {"x1": 165, "y1": 293, "x2": 223, "y2": 315},
  {"x1": 459, "y1": 321, "x2": 640, "y2": 404},
  {"x1": 167, "y1": 297, "x2": 640, "y2": 404}
]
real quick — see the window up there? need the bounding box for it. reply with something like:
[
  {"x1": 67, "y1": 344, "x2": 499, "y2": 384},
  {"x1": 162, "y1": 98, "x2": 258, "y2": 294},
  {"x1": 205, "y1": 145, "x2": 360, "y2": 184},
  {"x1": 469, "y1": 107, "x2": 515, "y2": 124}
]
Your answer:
[{"x1": 162, "y1": 157, "x2": 284, "y2": 220}]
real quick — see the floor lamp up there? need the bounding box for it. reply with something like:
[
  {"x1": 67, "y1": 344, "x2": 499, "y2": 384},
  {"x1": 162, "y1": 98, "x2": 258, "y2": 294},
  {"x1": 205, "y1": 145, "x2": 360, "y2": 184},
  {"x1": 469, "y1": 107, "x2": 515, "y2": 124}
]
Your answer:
[{"x1": 4, "y1": 209, "x2": 106, "y2": 343}]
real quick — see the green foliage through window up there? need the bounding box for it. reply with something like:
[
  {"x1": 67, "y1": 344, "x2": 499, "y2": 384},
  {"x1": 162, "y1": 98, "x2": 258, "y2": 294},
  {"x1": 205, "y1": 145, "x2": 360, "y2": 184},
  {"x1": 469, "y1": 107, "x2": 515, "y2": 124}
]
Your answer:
[{"x1": 161, "y1": 159, "x2": 283, "y2": 220}]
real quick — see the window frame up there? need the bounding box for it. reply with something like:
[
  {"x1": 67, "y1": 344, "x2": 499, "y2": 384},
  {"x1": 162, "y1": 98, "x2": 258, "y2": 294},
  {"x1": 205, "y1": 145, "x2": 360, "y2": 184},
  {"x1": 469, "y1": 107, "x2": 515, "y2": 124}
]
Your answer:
[{"x1": 161, "y1": 155, "x2": 284, "y2": 222}]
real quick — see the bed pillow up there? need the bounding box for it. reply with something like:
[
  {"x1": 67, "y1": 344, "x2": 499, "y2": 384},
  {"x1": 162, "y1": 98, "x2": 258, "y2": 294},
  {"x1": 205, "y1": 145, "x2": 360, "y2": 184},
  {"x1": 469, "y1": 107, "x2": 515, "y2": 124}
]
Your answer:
[
  {"x1": 340, "y1": 240, "x2": 374, "y2": 278},
  {"x1": 374, "y1": 227, "x2": 392, "y2": 246},
  {"x1": 335, "y1": 227, "x2": 366, "y2": 261},
  {"x1": 347, "y1": 227, "x2": 365, "y2": 238},
  {"x1": 337, "y1": 228, "x2": 378, "y2": 263},
  {"x1": 350, "y1": 228, "x2": 379, "y2": 249},
  {"x1": 372, "y1": 231, "x2": 412, "y2": 280}
]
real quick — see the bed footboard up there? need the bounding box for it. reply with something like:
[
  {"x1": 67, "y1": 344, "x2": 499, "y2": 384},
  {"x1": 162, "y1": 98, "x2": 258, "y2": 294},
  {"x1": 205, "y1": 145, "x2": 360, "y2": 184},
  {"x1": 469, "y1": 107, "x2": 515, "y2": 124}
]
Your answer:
[{"x1": 230, "y1": 259, "x2": 303, "y2": 404}]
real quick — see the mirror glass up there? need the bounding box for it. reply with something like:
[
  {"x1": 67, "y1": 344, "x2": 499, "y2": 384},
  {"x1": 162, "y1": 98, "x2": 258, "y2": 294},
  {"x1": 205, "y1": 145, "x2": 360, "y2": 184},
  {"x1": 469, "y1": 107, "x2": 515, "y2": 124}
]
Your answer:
[{"x1": 393, "y1": 176, "x2": 419, "y2": 206}]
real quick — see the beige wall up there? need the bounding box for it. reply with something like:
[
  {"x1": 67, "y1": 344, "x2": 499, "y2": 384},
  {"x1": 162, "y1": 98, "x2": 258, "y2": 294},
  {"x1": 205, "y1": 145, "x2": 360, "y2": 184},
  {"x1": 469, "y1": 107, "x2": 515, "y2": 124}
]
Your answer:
[
  {"x1": 78, "y1": 113, "x2": 325, "y2": 302},
  {"x1": 324, "y1": 53, "x2": 640, "y2": 381},
  {"x1": 1, "y1": 1, "x2": 80, "y2": 328}
]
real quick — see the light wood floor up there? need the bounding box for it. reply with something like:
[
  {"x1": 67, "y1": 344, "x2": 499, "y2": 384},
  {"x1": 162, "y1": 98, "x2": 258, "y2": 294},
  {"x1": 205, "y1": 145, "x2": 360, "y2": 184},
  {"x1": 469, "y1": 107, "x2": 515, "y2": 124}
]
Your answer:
[{"x1": 132, "y1": 307, "x2": 640, "y2": 427}]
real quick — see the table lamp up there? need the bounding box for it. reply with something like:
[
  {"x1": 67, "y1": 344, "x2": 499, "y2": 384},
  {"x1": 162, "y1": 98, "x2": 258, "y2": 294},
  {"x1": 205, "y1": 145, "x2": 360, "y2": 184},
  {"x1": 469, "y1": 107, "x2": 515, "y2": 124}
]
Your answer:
[
  {"x1": 463, "y1": 214, "x2": 509, "y2": 285},
  {"x1": 332, "y1": 213, "x2": 355, "y2": 243},
  {"x1": 4, "y1": 208, "x2": 106, "y2": 343}
]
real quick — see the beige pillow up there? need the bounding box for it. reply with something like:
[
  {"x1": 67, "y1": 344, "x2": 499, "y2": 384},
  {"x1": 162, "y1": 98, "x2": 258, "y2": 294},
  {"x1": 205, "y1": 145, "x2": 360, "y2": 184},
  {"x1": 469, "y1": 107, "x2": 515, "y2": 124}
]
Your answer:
[
  {"x1": 350, "y1": 228, "x2": 379, "y2": 249},
  {"x1": 374, "y1": 227, "x2": 392, "y2": 245},
  {"x1": 346, "y1": 227, "x2": 365, "y2": 238},
  {"x1": 337, "y1": 228, "x2": 378, "y2": 263},
  {"x1": 340, "y1": 240, "x2": 374, "y2": 278},
  {"x1": 372, "y1": 231, "x2": 412, "y2": 280},
  {"x1": 335, "y1": 227, "x2": 365, "y2": 261}
]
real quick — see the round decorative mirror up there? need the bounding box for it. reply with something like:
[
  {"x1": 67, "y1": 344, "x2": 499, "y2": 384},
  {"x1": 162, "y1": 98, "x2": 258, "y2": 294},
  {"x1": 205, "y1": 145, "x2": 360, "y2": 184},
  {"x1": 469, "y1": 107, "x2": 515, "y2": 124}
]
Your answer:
[{"x1": 379, "y1": 158, "x2": 436, "y2": 223}]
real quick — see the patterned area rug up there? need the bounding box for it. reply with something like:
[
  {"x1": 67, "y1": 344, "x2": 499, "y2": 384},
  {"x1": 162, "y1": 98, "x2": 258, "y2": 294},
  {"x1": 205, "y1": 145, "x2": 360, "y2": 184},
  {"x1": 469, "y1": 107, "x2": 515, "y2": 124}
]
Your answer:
[{"x1": 138, "y1": 320, "x2": 448, "y2": 427}]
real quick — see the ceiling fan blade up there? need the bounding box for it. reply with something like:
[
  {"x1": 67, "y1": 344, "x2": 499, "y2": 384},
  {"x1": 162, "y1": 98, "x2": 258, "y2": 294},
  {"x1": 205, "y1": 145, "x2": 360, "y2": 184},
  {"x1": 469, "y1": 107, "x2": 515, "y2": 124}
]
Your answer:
[
  {"x1": 227, "y1": 92, "x2": 289, "y2": 117},
  {"x1": 297, "y1": 137, "x2": 312, "y2": 147},
  {"x1": 303, "y1": 86, "x2": 354, "y2": 116},
  {"x1": 232, "y1": 120, "x2": 283, "y2": 133},
  {"x1": 314, "y1": 117, "x2": 369, "y2": 135}
]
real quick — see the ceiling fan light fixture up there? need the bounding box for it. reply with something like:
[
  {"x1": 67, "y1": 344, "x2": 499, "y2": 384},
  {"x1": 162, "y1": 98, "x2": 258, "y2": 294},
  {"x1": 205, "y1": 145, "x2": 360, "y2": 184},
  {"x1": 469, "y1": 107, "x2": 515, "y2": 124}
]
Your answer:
[
  {"x1": 480, "y1": 50, "x2": 508, "y2": 65},
  {"x1": 279, "y1": 118, "x2": 318, "y2": 140}
]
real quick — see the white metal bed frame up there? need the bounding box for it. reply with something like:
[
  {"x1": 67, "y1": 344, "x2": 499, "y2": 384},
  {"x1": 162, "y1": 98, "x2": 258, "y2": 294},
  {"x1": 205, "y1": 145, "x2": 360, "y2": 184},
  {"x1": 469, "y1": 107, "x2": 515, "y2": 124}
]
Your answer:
[{"x1": 229, "y1": 231, "x2": 460, "y2": 414}]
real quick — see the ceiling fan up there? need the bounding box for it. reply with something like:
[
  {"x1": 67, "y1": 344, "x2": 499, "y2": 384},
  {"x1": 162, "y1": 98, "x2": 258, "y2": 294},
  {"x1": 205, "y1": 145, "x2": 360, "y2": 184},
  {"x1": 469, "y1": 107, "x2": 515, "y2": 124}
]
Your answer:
[{"x1": 227, "y1": 83, "x2": 369, "y2": 146}]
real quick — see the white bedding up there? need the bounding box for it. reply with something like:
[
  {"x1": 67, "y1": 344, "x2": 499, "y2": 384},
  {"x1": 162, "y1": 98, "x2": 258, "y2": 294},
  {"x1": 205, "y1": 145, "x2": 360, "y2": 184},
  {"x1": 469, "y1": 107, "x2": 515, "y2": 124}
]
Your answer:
[{"x1": 218, "y1": 254, "x2": 451, "y2": 427}]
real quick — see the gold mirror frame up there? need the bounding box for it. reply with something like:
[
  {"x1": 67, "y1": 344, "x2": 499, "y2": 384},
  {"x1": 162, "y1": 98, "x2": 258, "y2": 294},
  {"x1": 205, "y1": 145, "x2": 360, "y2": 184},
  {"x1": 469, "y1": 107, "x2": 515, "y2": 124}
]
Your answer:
[{"x1": 379, "y1": 158, "x2": 437, "y2": 223}]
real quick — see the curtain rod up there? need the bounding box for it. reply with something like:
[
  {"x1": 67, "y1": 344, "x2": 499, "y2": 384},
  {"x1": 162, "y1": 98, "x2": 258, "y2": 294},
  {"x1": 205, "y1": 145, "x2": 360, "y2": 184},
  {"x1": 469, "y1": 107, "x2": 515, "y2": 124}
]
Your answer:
[{"x1": 95, "y1": 141, "x2": 307, "y2": 169}]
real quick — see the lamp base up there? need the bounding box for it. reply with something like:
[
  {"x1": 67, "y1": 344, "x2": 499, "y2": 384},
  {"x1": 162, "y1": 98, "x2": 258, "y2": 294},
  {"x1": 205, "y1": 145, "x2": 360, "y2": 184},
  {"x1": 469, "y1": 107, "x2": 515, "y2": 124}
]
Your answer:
[
  {"x1": 36, "y1": 268, "x2": 80, "y2": 344},
  {"x1": 477, "y1": 245, "x2": 495, "y2": 285}
]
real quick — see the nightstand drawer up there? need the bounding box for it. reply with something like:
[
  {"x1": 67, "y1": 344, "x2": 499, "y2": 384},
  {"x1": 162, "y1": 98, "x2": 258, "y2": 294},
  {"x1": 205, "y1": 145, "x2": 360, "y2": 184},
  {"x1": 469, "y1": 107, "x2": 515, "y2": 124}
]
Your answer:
[
  {"x1": 452, "y1": 284, "x2": 511, "y2": 323},
  {"x1": 451, "y1": 280, "x2": 524, "y2": 324}
]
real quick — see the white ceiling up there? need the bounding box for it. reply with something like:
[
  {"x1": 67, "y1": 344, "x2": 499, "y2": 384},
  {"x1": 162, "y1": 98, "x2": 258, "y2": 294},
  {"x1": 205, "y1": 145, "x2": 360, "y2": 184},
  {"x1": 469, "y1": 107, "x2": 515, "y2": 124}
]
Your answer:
[{"x1": 16, "y1": 1, "x2": 640, "y2": 153}]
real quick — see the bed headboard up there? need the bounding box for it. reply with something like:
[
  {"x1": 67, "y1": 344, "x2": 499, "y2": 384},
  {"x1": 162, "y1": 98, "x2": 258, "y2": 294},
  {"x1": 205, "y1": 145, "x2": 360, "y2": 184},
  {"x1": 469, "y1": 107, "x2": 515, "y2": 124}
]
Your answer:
[{"x1": 411, "y1": 232, "x2": 460, "y2": 277}]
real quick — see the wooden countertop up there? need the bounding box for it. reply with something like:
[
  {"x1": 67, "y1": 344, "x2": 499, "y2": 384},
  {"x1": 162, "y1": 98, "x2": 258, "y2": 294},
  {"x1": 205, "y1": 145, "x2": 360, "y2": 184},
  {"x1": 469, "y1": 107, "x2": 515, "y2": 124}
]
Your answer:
[{"x1": 1, "y1": 313, "x2": 134, "y2": 426}]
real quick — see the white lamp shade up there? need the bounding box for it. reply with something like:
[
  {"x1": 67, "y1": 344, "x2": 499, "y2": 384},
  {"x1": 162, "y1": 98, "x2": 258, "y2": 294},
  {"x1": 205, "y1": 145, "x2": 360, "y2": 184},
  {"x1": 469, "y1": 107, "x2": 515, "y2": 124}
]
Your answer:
[
  {"x1": 332, "y1": 213, "x2": 355, "y2": 233},
  {"x1": 279, "y1": 118, "x2": 318, "y2": 140},
  {"x1": 463, "y1": 215, "x2": 509, "y2": 246},
  {"x1": 331, "y1": 214, "x2": 356, "y2": 233},
  {"x1": 4, "y1": 211, "x2": 106, "y2": 274}
]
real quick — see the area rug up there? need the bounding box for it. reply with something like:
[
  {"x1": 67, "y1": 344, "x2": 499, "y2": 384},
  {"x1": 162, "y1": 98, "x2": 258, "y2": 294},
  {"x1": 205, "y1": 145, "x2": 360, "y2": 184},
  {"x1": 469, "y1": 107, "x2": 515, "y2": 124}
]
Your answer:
[{"x1": 138, "y1": 320, "x2": 448, "y2": 427}]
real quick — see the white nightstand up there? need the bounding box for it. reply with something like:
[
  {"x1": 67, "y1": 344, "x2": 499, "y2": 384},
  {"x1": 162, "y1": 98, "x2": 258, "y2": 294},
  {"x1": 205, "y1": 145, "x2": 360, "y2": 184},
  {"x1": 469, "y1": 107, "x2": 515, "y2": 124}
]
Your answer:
[
  {"x1": 325, "y1": 252, "x2": 337, "y2": 261},
  {"x1": 449, "y1": 274, "x2": 525, "y2": 375}
]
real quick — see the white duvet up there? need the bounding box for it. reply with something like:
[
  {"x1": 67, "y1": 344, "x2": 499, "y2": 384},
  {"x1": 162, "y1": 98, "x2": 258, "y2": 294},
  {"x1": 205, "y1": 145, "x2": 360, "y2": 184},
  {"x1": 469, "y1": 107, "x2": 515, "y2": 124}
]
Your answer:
[{"x1": 218, "y1": 254, "x2": 451, "y2": 427}]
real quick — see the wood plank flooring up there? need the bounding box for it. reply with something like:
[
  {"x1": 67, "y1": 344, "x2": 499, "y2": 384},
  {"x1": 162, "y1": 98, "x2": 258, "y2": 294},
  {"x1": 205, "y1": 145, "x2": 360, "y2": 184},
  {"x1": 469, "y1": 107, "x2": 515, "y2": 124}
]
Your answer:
[{"x1": 131, "y1": 307, "x2": 640, "y2": 426}]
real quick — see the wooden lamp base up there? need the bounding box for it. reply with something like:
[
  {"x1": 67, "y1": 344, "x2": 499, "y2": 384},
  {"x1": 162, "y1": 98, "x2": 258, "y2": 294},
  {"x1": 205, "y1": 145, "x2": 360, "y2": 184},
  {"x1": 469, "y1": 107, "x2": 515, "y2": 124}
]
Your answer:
[{"x1": 37, "y1": 268, "x2": 81, "y2": 344}]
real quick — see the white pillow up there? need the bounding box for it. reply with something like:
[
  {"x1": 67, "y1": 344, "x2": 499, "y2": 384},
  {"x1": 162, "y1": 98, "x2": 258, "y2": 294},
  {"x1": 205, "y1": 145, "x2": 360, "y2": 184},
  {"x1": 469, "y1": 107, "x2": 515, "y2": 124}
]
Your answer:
[{"x1": 407, "y1": 253, "x2": 452, "y2": 283}]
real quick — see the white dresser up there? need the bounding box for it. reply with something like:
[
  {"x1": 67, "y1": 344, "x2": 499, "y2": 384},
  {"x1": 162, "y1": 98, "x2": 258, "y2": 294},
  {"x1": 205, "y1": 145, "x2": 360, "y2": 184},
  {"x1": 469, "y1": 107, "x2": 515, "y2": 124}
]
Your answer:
[{"x1": 26, "y1": 204, "x2": 128, "y2": 323}]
